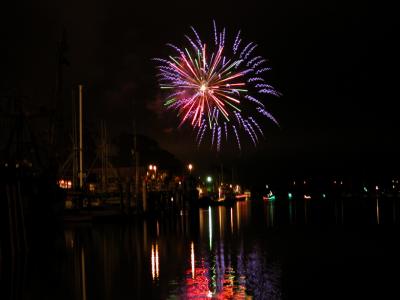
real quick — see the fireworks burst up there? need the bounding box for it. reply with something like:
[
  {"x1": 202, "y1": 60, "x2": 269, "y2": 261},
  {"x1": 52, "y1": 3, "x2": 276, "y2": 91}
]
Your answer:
[{"x1": 154, "y1": 21, "x2": 281, "y2": 151}]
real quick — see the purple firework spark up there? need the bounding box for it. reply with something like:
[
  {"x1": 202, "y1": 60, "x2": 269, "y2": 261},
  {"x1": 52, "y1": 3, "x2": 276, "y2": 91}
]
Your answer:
[{"x1": 154, "y1": 21, "x2": 281, "y2": 151}]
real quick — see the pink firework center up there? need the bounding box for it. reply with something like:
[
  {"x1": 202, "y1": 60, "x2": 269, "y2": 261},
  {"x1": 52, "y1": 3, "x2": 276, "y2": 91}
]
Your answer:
[{"x1": 154, "y1": 21, "x2": 280, "y2": 151}]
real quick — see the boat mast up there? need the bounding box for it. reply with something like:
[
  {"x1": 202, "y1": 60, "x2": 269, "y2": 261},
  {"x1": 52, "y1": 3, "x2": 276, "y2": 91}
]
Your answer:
[{"x1": 78, "y1": 84, "x2": 83, "y2": 189}]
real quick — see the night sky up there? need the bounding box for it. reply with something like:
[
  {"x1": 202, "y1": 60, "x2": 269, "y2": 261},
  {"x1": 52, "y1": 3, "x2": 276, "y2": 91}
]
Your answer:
[{"x1": 2, "y1": 1, "x2": 400, "y2": 181}]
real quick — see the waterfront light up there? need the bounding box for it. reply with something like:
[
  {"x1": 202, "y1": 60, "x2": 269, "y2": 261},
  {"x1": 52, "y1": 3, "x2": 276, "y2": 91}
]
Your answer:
[
  {"x1": 235, "y1": 185, "x2": 240, "y2": 193},
  {"x1": 263, "y1": 191, "x2": 276, "y2": 201},
  {"x1": 207, "y1": 176, "x2": 212, "y2": 183},
  {"x1": 188, "y1": 163, "x2": 193, "y2": 172},
  {"x1": 58, "y1": 179, "x2": 72, "y2": 189}
]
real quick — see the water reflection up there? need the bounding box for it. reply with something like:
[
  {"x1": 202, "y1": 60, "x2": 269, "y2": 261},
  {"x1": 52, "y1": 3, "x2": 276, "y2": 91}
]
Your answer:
[
  {"x1": 209, "y1": 206, "x2": 212, "y2": 250},
  {"x1": 190, "y1": 242, "x2": 195, "y2": 279},
  {"x1": 229, "y1": 208, "x2": 233, "y2": 234},
  {"x1": 64, "y1": 228, "x2": 90, "y2": 300},
  {"x1": 376, "y1": 198, "x2": 380, "y2": 225},
  {"x1": 288, "y1": 200, "x2": 295, "y2": 224},
  {"x1": 81, "y1": 247, "x2": 87, "y2": 300},
  {"x1": 59, "y1": 203, "x2": 282, "y2": 299},
  {"x1": 15, "y1": 195, "x2": 400, "y2": 299},
  {"x1": 259, "y1": 194, "x2": 400, "y2": 226},
  {"x1": 151, "y1": 242, "x2": 159, "y2": 281},
  {"x1": 176, "y1": 204, "x2": 281, "y2": 299},
  {"x1": 182, "y1": 240, "x2": 280, "y2": 299},
  {"x1": 265, "y1": 201, "x2": 276, "y2": 227},
  {"x1": 304, "y1": 198, "x2": 309, "y2": 224}
]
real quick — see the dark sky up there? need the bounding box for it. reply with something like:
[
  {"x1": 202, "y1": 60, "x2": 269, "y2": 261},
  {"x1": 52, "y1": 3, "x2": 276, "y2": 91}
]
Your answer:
[{"x1": 2, "y1": 1, "x2": 400, "y2": 179}]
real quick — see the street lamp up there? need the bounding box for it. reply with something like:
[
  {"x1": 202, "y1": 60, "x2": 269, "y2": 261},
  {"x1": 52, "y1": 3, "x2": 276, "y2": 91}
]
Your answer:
[
  {"x1": 188, "y1": 164, "x2": 193, "y2": 173},
  {"x1": 206, "y1": 176, "x2": 212, "y2": 183}
]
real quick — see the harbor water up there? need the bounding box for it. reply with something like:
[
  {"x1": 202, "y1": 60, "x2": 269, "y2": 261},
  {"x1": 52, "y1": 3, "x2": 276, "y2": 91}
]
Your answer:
[{"x1": 3, "y1": 195, "x2": 400, "y2": 299}]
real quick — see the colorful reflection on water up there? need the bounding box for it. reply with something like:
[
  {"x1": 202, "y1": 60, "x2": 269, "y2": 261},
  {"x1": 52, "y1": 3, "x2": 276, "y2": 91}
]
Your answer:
[
  {"x1": 5, "y1": 196, "x2": 400, "y2": 299},
  {"x1": 164, "y1": 202, "x2": 281, "y2": 299},
  {"x1": 181, "y1": 239, "x2": 280, "y2": 299},
  {"x1": 183, "y1": 240, "x2": 249, "y2": 299}
]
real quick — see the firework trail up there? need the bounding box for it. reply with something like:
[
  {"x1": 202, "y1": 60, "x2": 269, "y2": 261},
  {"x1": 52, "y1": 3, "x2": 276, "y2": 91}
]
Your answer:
[{"x1": 154, "y1": 21, "x2": 281, "y2": 150}]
